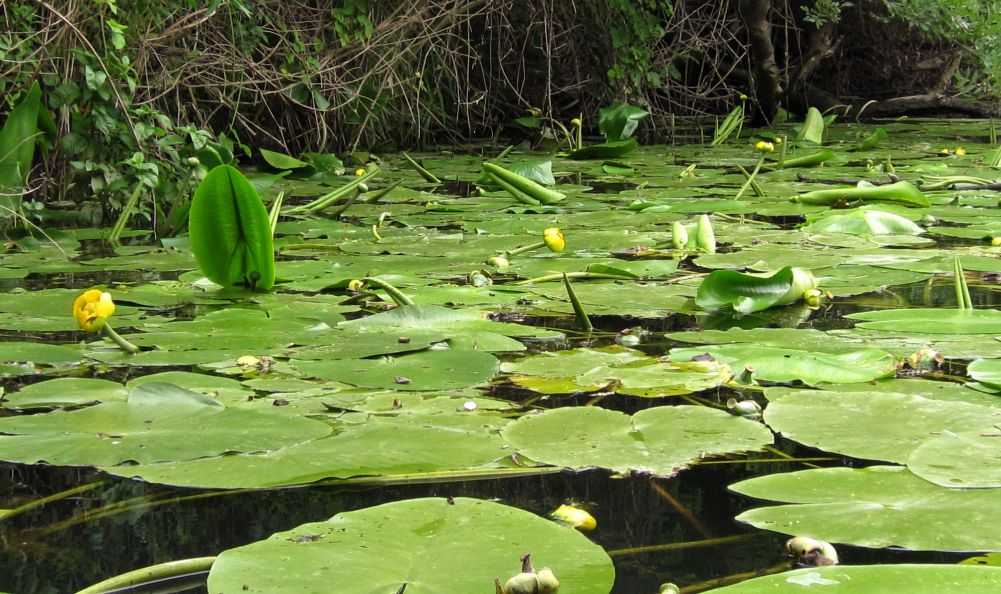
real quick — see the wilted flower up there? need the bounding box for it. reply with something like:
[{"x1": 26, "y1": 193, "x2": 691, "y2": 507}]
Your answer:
[
  {"x1": 543, "y1": 227, "x2": 565, "y2": 252},
  {"x1": 73, "y1": 290, "x2": 115, "y2": 332}
]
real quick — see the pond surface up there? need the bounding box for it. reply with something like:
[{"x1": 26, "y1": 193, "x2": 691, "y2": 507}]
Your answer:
[{"x1": 3, "y1": 118, "x2": 1001, "y2": 593}]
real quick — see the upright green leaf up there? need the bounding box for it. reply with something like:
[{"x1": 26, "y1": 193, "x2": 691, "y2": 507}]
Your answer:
[
  {"x1": 598, "y1": 103, "x2": 649, "y2": 141},
  {"x1": 0, "y1": 81, "x2": 55, "y2": 203},
  {"x1": 796, "y1": 106, "x2": 825, "y2": 144},
  {"x1": 189, "y1": 165, "x2": 276, "y2": 290}
]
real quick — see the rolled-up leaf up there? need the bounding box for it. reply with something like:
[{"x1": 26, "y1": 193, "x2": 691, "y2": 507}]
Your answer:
[
  {"x1": 189, "y1": 165, "x2": 275, "y2": 290},
  {"x1": 792, "y1": 180, "x2": 928, "y2": 207},
  {"x1": 775, "y1": 149, "x2": 835, "y2": 169},
  {"x1": 696, "y1": 266, "x2": 817, "y2": 313},
  {"x1": 482, "y1": 162, "x2": 565, "y2": 204}
]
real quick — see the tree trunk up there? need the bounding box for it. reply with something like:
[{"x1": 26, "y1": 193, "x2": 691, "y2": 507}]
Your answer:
[{"x1": 739, "y1": 0, "x2": 781, "y2": 122}]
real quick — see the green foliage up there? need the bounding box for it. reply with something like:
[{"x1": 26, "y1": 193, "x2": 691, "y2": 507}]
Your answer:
[
  {"x1": 0, "y1": 82, "x2": 56, "y2": 214},
  {"x1": 605, "y1": 0, "x2": 676, "y2": 95},
  {"x1": 801, "y1": 0, "x2": 854, "y2": 28},
  {"x1": 597, "y1": 103, "x2": 649, "y2": 141}
]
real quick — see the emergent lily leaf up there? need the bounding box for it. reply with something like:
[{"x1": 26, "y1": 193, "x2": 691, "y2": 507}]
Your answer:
[
  {"x1": 695, "y1": 266, "x2": 818, "y2": 313},
  {"x1": 189, "y1": 165, "x2": 276, "y2": 290}
]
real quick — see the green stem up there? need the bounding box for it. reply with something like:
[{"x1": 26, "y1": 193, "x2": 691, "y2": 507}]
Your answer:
[
  {"x1": 74, "y1": 556, "x2": 217, "y2": 594},
  {"x1": 361, "y1": 277, "x2": 414, "y2": 306},
  {"x1": 736, "y1": 165, "x2": 765, "y2": 196},
  {"x1": 735, "y1": 156, "x2": 764, "y2": 200},
  {"x1": 607, "y1": 534, "x2": 752, "y2": 557},
  {"x1": 505, "y1": 241, "x2": 546, "y2": 257},
  {"x1": 107, "y1": 184, "x2": 143, "y2": 246},
  {"x1": 562, "y1": 271, "x2": 593, "y2": 331},
  {"x1": 514, "y1": 271, "x2": 634, "y2": 285},
  {"x1": 101, "y1": 324, "x2": 140, "y2": 354}
]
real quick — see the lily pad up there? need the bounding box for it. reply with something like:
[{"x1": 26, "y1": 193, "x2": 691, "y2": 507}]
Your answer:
[
  {"x1": 502, "y1": 405, "x2": 772, "y2": 477},
  {"x1": 669, "y1": 345, "x2": 898, "y2": 385},
  {"x1": 848, "y1": 309, "x2": 1001, "y2": 333},
  {"x1": 291, "y1": 348, "x2": 500, "y2": 391},
  {"x1": 695, "y1": 267, "x2": 817, "y2": 313},
  {"x1": 732, "y1": 465, "x2": 1001, "y2": 551},
  {"x1": 207, "y1": 497, "x2": 615, "y2": 594},
  {"x1": 802, "y1": 208, "x2": 925, "y2": 235},
  {"x1": 0, "y1": 382, "x2": 332, "y2": 466},
  {"x1": 764, "y1": 388, "x2": 1001, "y2": 463},
  {"x1": 2, "y1": 377, "x2": 127, "y2": 410},
  {"x1": 908, "y1": 431, "x2": 1001, "y2": 488}
]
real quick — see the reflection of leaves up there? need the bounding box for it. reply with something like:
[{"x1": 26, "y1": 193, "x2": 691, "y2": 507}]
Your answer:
[
  {"x1": 733, "y1": 465, "x2": 1001, "y2": 551},
  {"x1": 207, "y1": 498, "x2": 615, "y2": 594},
  {"x1": 706, "y1": 564, "x2": 1001, "y2": 593}
]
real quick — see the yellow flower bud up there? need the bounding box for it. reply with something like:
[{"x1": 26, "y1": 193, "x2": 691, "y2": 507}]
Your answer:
[
  {"x1": 355, "y1": 168, "x2": 366, "y2": 177},
  {"x1": 570, "y1": 118, "x2": 582, "y2": 128},
  {"x1": 543, "y1": 227, "x2": 565, "y2": 252},
  {"x1": 73, "y1": 290, "x2": 116, "y2": 332},
  {"x1": 955, "y1": 147, "x2": 967, "y2": 156},
  {"x1": 754, "y1": 140, "x2": 775, "y2": 152}
]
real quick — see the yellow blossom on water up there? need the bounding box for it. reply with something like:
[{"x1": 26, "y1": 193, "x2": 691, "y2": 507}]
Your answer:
[
  {"x1": 355, "y1": 168, "x2": 366, "y2": 177},
  {"x1": 72, "y1": 290, "x2": 115, "y2": 332},
  {"x1": 955, "y1": 147, "x2": 967, "y2": 156},
  {"x1": 550, "y1": 504, "x2": 596, "y2": 531},
  {"x1": 543, "y1": 227, "x2": 565, "y2": 252},
  {"x1": 754, "y1": 140, "x2": 775, "y2": 152}
]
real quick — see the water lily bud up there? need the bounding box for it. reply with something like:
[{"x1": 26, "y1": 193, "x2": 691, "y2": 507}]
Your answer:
[
  {"x1": 696, "y1": 214, "x2": 716, "y2": 254},
  {"x1": 502, "y1": 572, "x2": 539, "y2": 594},
  {"x1": 754, "y1": 140, "x2": 775, "y2": 152},
  {"x1": 550, "y1": 504, "x2": 596, "y2": 531},
  {"x1": 347, "y1": 279, "x2": 365, "y2": 292},
  {"x1": 186, "y1": 156, "x2": 201, "y2": 166},
  {"x1": 536, "y1": 568, "x2": 559, "y2": 593},
  {"x1": 570, "y1": 118, "x2": 582, "y2": 128},
  {"x1": 355, "y1": 168, "x2": 366, "y2": 176},
  {"x1": 727, "y1": 397, "x2": 762, "y2": 419},
  {"x1": 486, "y1": 255, "x2": 510, "y2": 268},
  {"x1": 543, "y1": 227, "x2": 565, "y2": 252},
  {"x1": 803, "y1": 287, "x2": 823, "y2": 307},
  {"x1": 939, "y1": 148, "x2": 951, "y2": 155},
  {"x1": 739, "y1": 94, "x2": 748, "y2": 101},
  {"x1": 955, "y1": 147, "x2": 967, "y2": 156},
  {"x1": 659, "y1": 585, "x2": 681, "y2": 594},
  {"x1": 672, "y1": 221, "x2": 689, "y2": 250},
  {"x1": 992, "y1": 237, "x2": 1001, "y2": 247}
]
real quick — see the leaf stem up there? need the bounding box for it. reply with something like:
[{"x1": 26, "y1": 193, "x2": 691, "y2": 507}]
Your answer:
[{"x1": 101, "y1": 324, "x2": 140, "y2": 354}]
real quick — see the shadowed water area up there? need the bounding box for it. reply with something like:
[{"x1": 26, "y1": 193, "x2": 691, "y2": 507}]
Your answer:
[{"x1": 4, "y1": 119, "x2": 1001, "y2": 592}]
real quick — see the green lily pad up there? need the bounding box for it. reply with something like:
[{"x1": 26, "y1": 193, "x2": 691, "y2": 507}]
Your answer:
[
  {"x1": 802, "y1": 208, "x2": 925, "y2": 235},
  {"x1": 291, "y1": 348, "x2": 499, "y2": 391},
  {"x1": 669, "y1": 345, "x2": 898, "y2": 385},
  {"x1": 502, "y1": 405, "x2": 772, "y2": 477},
  {"x1": 705, "y1": 564, "x2": 1001, "y2": 593},
  {"x1": 0, "y1": 382, "x2": 332, "y2": 466},
  {"x1": 2, "y1": 377, "x2": 127, "y2": 410},
  {"x1": 848, "y1": 309, "x2": 1001, "y2": 333},
  {"x1": 207, "y1": 497, "x2": 615, "y2": 594},
  {"x1": 732, "y1": 465, "x2": 1001, "y2": 551},
  {"x1": 908, "y1": 430, "x2": 1001, "y2": 488},
  {"x1": 764, "y1": 388, "x2": 1001, "y2": 463}
]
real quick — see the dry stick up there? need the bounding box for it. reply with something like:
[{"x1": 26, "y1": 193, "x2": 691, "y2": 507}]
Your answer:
[
  {"x1": 34, "y1": 0, "x2": 142, "y2": 150},
  {"x1": 649, "y1": 480, "x2": 716, "y2": 541}
]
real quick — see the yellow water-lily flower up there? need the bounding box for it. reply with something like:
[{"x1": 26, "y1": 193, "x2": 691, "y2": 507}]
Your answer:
[
  {"x1": 754, "y1": 140, "x2": 775, "y2": 152},
  {"x1": 355, "y1": 167, "x2": 367, "y2": 177},
  {"x1": 543, "y1": 227, "x2": 565, "y2": 252},
  {"x1": 570, "y1": 118, "x2": 582, "y2": 128},
  {"x1": 954, "y1": 146, "x2": 967, "y2": 156},
  {"x1": 73, "y1": 290, "x2": 115, "y2": 332}
]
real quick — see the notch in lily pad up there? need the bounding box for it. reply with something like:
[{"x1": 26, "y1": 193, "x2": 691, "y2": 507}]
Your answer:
[{"x1": 189, "y1": 165, "x2": 276, "y2": 290}]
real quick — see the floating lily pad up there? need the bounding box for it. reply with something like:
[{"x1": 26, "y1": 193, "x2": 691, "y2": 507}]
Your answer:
[
  {"x1": 0, "y1": 382, "x2": 332, "y2": 467},
  {"x1": 848, "y1": 309, "x2": 1001, "y2": 333},
  {"x1": 764, "y1": 388, "x2": 1001, "y2": 463},
  {"x1": 908, "y1": 430, "x2": 1001, "y2": 488},
  {"x1": 2, "y1": 377, "x2": 127, "y2": 410},
  {"x1": 732, "y1": 465, "x2": 1001, "y2": 551},
  {"x1": 669, "y1": 345, "x2": 897, "y2": 385},
  {"x1": 705, "y1": 564, "x2": 1001, "y2": 593},
  {"x1": 502, "y1": 405, "x2": 772, "y2": 477},
  {"x1": 292, "y1": 348, "x2": 499, "y2": 391},
  {"x1": 803, "y1": 208, "x2": 926, "y2": 235},
  {"x1": 207, "y1": 498, "x2": 615, "y2": 594}
]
